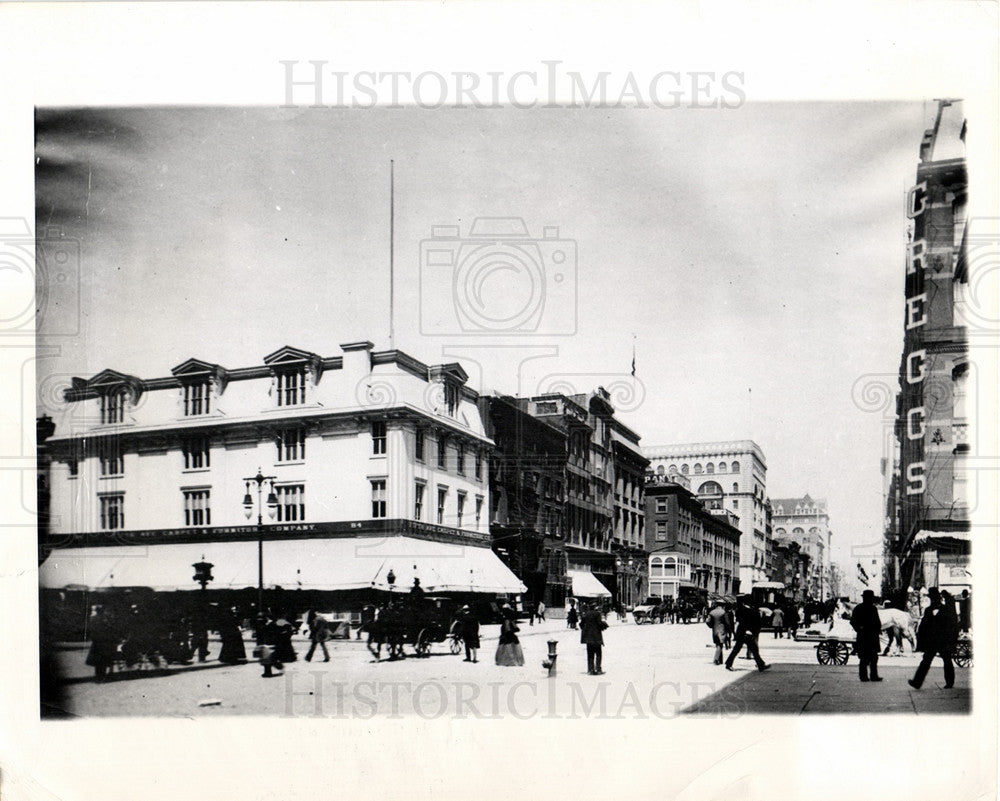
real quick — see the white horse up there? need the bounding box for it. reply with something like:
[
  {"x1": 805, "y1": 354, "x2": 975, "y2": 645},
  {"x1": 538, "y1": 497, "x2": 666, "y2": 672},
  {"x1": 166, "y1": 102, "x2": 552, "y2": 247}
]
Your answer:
[{"x1": 832, "y1": 600, "x2": 916, "y2": 654}]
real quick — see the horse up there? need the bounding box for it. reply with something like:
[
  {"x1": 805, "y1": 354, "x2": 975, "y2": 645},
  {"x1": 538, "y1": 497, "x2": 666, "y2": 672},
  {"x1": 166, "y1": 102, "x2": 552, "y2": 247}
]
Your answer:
[
  {"x1": 832, "y1": 600, "x2": 916, "y2": 654},
  {"x1": 366, "y1": 605, "x2": 406, "y2": 661}
]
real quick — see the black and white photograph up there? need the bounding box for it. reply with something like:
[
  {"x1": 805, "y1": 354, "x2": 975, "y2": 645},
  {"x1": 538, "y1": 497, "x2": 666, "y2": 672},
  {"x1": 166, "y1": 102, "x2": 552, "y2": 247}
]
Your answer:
[{"x1": 2, "y1": 3, "x2": 998, "y2": 801}]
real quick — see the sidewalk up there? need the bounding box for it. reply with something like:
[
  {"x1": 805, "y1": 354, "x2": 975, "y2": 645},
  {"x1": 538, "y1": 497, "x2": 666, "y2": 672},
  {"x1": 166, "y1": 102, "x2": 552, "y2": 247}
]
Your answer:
[{"x1": 683, "y1": 664, "x2": 971, "y2": 715}]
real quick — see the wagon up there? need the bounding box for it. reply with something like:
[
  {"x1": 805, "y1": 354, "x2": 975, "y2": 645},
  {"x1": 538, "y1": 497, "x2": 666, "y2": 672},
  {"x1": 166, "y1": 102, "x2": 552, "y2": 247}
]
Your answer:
[
  {"x1": 633, "y1": 600, "x2": 667, "y2": 624},
  {"x1": 794, "y1": 630, "x2": 855, "y2": 665},
  {"x1": 955, "y1": 636, "x2": 972, "y2": 668}
]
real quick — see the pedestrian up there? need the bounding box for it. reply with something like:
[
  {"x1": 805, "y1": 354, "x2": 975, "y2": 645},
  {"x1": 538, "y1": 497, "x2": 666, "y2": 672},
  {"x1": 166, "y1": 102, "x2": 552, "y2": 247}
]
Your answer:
[
  {"x1": 771, "y1": 606, "x2": 785, "y2": 639},
  {"x1": 567, "y1": 603, "x2": 579, "y2": 630},
  {"x1": 707, "y1": 599, "x2": 732, "y2": 665},
  {"x1": 909, "y1": 588, "x2": 957, "y2": 690},
  {"x1": 537, "y1": 600, "x2": 546, "y2": 622},
  {"x1": 259, "y1": 615, "x2": 283, "y2": 678},
  {"x1": 304, "y1": 609, "x2": 331, "y2": 662},
  {"x1": 958, "y1": 589, "x2": 971, "y2": 634},
  {"x1": 786, "y1": 605, "x2": 799, "y2": 640},
  {"x1": 458, "y1": 604, "x2": 480, "y2": 663},
  {"x1": 580, "y1": 602, "x2": 608, "y2": 675},
  {"x1": 495, "y1": 604, "x2": 524, "y2": 666},
  {"x1": 216, "y1": 606, "x2": 247, "y2": 664},
  {"x1": 724, "y1": 596, "x2": 770, "y2": 672},
  {"x1": 850, "y1": 590, "x2": 883, "y2": 682},
  {"x1": 357, "y1": 603, "x2": 376, "y2": 640},
  {"x1": 85, "y1": 606, "x2": 119, "y2": 681}
]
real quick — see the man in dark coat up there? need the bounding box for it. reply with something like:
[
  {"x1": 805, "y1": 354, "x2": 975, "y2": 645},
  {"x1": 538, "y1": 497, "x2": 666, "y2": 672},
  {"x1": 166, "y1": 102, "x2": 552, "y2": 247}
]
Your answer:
[
  {"x1": 707, "y1": 600, "x2": 732, "y2": 665},
  {"x1": 580, "y1": 602, "x2": 608, "y2": 675},
  {"x1": 909, "y1": 587, "x2": 957, "y2": 689},
  {"x1": 457, "y1": 605, "x2": 480, "y2": 663},
  {"x1": 850, "y1": 590, "x2": 883, "y2": 682},
  {"x1": 724, "y1": 597, "x2": 770, "y2": 672}
]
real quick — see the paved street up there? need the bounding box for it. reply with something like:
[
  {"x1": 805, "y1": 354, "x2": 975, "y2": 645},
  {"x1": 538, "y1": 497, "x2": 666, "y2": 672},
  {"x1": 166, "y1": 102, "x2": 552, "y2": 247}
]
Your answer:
[{"x1": 46, "y1": 616, "x2": 971, "y2": 718}]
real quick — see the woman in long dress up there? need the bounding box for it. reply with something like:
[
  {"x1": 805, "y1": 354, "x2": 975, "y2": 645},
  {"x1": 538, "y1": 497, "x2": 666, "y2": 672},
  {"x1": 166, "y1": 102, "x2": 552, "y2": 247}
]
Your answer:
[{"x1": 495, "y1": 605, "x2": 524, "y2": 666}]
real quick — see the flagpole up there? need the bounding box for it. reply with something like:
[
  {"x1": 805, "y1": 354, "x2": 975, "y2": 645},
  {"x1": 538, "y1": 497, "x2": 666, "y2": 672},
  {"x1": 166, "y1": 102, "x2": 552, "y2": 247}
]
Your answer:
[{"x1": 389, "y1": 159, "x2": 395, "y2": 350}]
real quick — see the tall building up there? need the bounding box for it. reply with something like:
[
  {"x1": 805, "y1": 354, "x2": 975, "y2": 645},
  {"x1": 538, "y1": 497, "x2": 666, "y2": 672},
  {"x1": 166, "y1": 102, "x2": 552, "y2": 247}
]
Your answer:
[
  {"x1": 770, "y1": 495, "x2": 832, "y2": 601},
  {"x1": 38, "y1": 342, "x2": 525, "y2": 604},
  {"x1": 478, "y1": 394, "x2": 569, "y2": 610},
  {"x1": 521, "y1": 388, "x2": 648, "y2": 605},
  {"x1": 643, "y1": 472, "x2": 741, "y2": 600},
  {"x1": 643, "y1": 440, "x2": 768, "y2": 592},
  {"x1": 884, "y1": 99, "x2": 971, "y2": 597}
]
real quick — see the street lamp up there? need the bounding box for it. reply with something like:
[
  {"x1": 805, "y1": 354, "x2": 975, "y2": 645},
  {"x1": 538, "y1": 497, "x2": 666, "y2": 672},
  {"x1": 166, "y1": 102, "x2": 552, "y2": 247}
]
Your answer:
[
  {"x1": 191, "y1": 557, "x2": 214, "y2": 662},
  {"x1": 243, "y1": 468, "x2": 278, "y2": 644}
]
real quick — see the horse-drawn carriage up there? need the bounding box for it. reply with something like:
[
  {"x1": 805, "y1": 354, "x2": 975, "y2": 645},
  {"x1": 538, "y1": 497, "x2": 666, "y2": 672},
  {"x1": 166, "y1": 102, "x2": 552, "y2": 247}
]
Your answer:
[
  {"x1": 632, "y1": 600, "x2": 667, "y2": 624},
  {"x1": 366, "y1": 595, "x2": 460, "y2": 660}
]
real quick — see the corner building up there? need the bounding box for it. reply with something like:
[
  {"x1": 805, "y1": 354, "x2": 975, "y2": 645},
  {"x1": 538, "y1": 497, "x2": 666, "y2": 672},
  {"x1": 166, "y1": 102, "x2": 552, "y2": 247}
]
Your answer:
[{"x1": 39, "y1": 342, "x2": 524, "y2": 605}]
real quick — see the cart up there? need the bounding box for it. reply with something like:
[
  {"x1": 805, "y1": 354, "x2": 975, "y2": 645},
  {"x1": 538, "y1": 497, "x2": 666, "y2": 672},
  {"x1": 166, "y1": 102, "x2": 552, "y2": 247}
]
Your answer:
[
  {"x1": 955, "y1": 635, "x2": 972, "y2": 668},
  {"x1": 794, "y1": 629, "x2": 855, "y2": 666}
]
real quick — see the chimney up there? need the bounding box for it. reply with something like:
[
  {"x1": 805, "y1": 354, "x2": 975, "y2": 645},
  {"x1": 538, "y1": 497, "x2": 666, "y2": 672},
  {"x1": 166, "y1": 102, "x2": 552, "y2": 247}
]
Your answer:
[{"x1": 340, "y1": 341, "x2": 374, "y2": 398}]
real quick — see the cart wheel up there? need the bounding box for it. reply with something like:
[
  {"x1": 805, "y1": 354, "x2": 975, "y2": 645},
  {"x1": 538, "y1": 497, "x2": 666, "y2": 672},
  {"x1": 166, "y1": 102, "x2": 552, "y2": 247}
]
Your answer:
[
  {"x1": 955, "y1": 640, "x2": 972, "y2": 668},
  {"x1": 817, "y1": 640, "x2": 837, "y2": 665},
  {"x1": 834, "y1": 642, "x2": 851, "y2": 665},
  {"x1": 449, "y1": 636, "x2": 462, "y2": 655},
  {"x1": 415, "y1": 630, "x2": 430, "y2": 656}
]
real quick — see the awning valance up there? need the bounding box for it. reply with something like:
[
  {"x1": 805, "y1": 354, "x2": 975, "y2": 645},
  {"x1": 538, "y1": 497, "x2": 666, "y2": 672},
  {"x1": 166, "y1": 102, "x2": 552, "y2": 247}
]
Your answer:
[
  {"x1": 912, "y1": 529, "x2": 972, "y2": 545},
  {"x1": 39, "y1": 537, "x2": 527, "y2": 595},
  {"x1": 568, "y1": 569, "x2": 612, "y2": 598}
]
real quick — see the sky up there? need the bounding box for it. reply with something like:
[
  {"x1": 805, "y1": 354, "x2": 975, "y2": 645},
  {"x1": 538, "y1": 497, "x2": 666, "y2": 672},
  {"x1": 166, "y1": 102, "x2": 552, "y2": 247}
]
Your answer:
[{"x1": 34, "y1": 101, "x2": 938, "y2": 569}]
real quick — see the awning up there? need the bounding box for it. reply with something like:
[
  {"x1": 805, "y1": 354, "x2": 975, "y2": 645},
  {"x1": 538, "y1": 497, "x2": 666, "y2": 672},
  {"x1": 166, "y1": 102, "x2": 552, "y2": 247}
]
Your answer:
[
  {"x1": 568, "y1": 569, "x2": 612, "y2": 598},
  {"x1": 39, "y1": 537, "x2": 527, "y2": 595},
  {"x1": 753, "y1": 581, "x2": 787, "y2": 590},
  {"x1": 912, "y1": 529, "x2": 972, "y2": 544}
]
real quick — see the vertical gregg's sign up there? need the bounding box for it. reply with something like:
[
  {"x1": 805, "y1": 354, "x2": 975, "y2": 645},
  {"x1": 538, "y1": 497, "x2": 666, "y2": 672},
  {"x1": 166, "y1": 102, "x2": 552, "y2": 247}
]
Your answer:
[{"x1": 902, "y1": 178, "x2": 929, "y2": 499}]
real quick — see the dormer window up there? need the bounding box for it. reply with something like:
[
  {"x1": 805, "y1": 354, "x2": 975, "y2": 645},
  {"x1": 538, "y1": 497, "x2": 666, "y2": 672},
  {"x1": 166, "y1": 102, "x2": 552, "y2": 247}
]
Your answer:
[
  {"x1": 445, "y1": 383, "x2": 459, "y2": 416},
  {"x1": 101, "y1": 391, "x2": 126, "y2": 424},
  {"x1": 276, "y1": 369, "x2": 306, "y2": 406},
  {"x1": 183, "y1": 382, "x2": 211, "y2": 416}
]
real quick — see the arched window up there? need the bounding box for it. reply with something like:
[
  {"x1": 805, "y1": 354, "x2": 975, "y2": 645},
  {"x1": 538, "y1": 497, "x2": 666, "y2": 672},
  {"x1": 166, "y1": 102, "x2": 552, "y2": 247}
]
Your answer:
[
  {"x1": 717, "y1": 462, "x2": 727, "y2": 473},
  {"x1": 775, "y1": 528, "x2": 786, "y2": 537},
  {"x1": 731, "y1": 461, "x2": 740, "y2": 472},
  {"x1": 706, "y1": 463, "x2": 715, "y2": 474},
  {"x1": 694, "y1": 463, "x2": 703, "y2": 474},
  {"x1": 681, "y1": 464, "x2": 689, "y2": 475},
  {"x1": 656, "y1": 464, "x2": 665, "y2": 475},
  {"x1": 668, "y1": 464, "x2": 678, "y2": 474},
  {"x1": 732, "y1": 482, "x2": 738, "y2": 493},
  {"x1": 698, "y1": 480, "x2": 724, "y2": 496},
  {"x1": 809, "y1": 527, "x2": 820, "y2": 534},
  {"x1": 793, "y1": 527, "x2": 805, "y2": 535}
]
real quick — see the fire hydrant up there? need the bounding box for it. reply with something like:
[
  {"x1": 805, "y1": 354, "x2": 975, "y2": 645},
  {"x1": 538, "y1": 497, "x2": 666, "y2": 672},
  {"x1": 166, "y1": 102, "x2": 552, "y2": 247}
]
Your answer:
[{"x1": 542, "y1": 640, "x2": 559, "y2": 677}]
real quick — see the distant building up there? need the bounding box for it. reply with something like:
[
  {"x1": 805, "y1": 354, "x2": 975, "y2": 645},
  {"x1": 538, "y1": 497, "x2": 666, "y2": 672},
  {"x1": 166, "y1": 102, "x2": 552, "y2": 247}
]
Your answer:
[
  {"x1": 885, "y1": 99, "x2": 971, "y2": 598},
  {"x1": 643, "y1": 440, "x2": 768, "y2": 591},
  {"x1": 643, "y1": 474, "x2": 740, "y2": 599},
  {"x1": 771, "y1": 495, "x2": 831, "y2": 601}
]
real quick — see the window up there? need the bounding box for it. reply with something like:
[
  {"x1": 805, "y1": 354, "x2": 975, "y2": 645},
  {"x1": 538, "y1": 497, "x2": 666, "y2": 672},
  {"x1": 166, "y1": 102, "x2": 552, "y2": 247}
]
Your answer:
[
  {"x1": 717, "y1": 462, "x2": 726, "y2": 473},
  {"x1": 456, "y1": 491, "x2": 467, "y2": 527},
  {"x1": 276, "y1": 428, "x2": 306, "y2": 462},
  {"x1": 99, "y1": 494, "x2": 124, "y2": 530},
  {"x1": 183, "y1": 489, "x2": 211, "y2": 526},
  {"x1": 100, "y1": 392, "x2": 125, "y2": 424},
  {"x1": 655, "y1": 497, "x2": 667, "y2": 513},
  {"x1": 437, "y1": 486, "x2": 448, "y2": 524},
  {"x1": 456, "y1": 443, "x2": 465, "y2": 475},
  {"x1": 415, "y1": 429, "x2": 425, "y2": 461},
  {"x1": 276, "y1": 484, "x2": 305, "y2": 522},
  {"x1": 732, "y1": 482, "x2": 739, "y2": 493},
  {"x1": 444, "y1": 383, "x2": 459, "y2": 415},
  {"x1": 475, "y1": 495, "x2": 484, "y2": 526},
  {"x1": 98, "y1": 438, "x2": 123, "y2": 477},
  {"x1": 182, "y1": 436, "x2": 210, "y2": 470},
  {"x1": 706, "y1": 463, "x2": 714, "y2": 474},
  {"x1": 414, "y1": 482, "x2": 425, "y2": 520},
  {"x1": 371, "y1": 479, "x2": 387, "y2": 518},
  {"x1": 655, "y1": 521, "x2": 667, "y2": 540},
  {"x1": 66, "y1": 439, "x2": 83, "y2": 477},
  {"x1": 475, "y1": 451, "x2": 482, "y2": 480},
  {"x1": 276, "y1": 369, "x2": 306, "y2": 406},
  {"x1": 694, "y1": 463, "x2": 703, "y2": 474},
  {"x1": 437, "y1": 435, "x2": 447, "y2": 469},
  {"x1": 371, "y1": 421, "x2": 386, "y2": 455},
  {"x1": 731, "y1": 461, "x2": 740, "y2": 473},
  {"x1": 183, "y1": 382, "x2": 210, "y2": 416},
  {"x1": 68, "y1": 457, "x2": 79, "y2": 477},
  {"x1": 681, "y1": 464, "x2": 689, "y2": 475}
]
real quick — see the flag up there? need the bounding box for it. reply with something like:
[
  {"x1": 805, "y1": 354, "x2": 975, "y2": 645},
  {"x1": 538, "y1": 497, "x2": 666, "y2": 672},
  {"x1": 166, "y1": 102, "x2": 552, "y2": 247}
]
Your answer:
[
  {"x1": 631, "y1": 336, "x2": 636, "y2": 377},
  {"x1": 857, "y1": 561, "x2": 870, "y2": 587}
]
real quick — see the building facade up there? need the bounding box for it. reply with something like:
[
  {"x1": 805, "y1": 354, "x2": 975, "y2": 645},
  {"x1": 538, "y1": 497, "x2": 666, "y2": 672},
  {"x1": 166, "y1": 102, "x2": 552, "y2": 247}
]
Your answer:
[
  {"x1": 478, "y1": 394, "x2": 569, "y2": 610},
  {"x1": 39, "y1": 342, "x2": 525, "y2": 600},
  {"x1": 644, "y1": 473, "x2": 740, "y2": 599},
  {"x1": 885, "y1": 99, "x2": 971, "y2": 598},
  {"x1": 643, "y1": 440, "x2": 768, "y2": 592},
  {"x1": 521, "y1": 388, "x2": 648, "y2": 605},
  {"x1": 770, "y1": 495, "x2": 831, "y2": 601}
]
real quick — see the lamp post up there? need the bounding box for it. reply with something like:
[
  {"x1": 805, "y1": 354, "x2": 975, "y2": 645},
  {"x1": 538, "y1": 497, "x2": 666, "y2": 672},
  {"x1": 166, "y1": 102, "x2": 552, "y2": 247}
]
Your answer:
[
  {"x1": 243, "y1": 468, "x2": 278, "y2": 644},
  {"x1": 191, "y1": 557, "x2": 214, "y2": 662}
]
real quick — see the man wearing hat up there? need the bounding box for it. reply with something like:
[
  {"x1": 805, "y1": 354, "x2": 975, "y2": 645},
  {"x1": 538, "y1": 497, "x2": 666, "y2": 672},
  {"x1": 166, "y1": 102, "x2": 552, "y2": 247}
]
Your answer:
[
  {"x1": 724, "y1": 596, "x2": 770, "y2": 672},
  {"x1": 457, "y1": 604, "x2": 480, "y2": 663},
  {"x1": 909, "y1": 587, "x2": 957, "y2": 689},
  {"x1": 850, "y1": 590, "x2": 883, "y2": 682}
]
